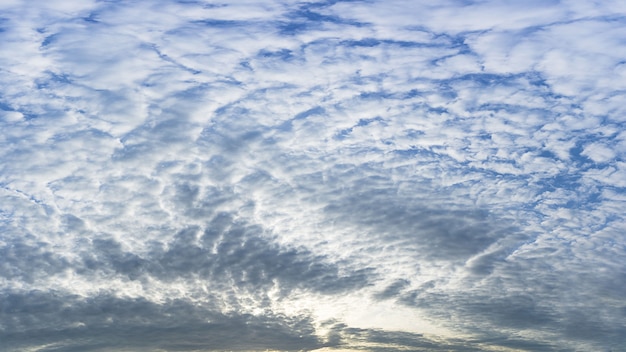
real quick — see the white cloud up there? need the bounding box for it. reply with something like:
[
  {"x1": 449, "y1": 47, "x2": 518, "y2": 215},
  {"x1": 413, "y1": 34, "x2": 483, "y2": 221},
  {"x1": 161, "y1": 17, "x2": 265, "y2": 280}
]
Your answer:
[
  {"x1": 581, "y1": 142, "x2": 616, "y2": 164},
  {"x1": 1, "y1": 0, "x2": 626, "y2": 351}
]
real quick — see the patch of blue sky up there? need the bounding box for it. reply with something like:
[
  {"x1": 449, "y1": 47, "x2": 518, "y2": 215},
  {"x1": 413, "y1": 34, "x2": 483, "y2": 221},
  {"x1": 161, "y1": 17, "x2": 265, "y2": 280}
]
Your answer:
[
  {"x1": 432, "y1": 32, "x2": 475, "y2": 51},
  {"x1": 356, "y1": 116, "x2": 383, "y2": 127},
  {"x1": 391, "y1": 146, "x2": 446, "y2": 159},
  {"x1": 278, "y1": 21, "x2": 310, "y2": 35},
  {"x1": 192, "y1": 19, "x2": 243, "y2": 28},
  {"x1": 278, "y1": 8, "x2": 367, "y2": 34},
  {"x1": 294, "y1": 106, "x2": 325, "y2": 121},
  {"x1": 0, "y1": 101, "x2": 16, "y2": 113},
  {"x1": 0, "y1": 106, "x2": 38, "y2": 121},
  {"x1": 82, "y1": 13, "x2": 100, "y2": 23},
  {"x1": 357, "y1": 91, "x2": 390, "y2": 100},
  {"x1": 569, "y1": 140, "x2": 607, "y2": 167},
  {"x1": 258, "y1": 48, "x2": 295, "y2": 61},
  {"x1": 341, "y1": 38, "x2": 439, "y2": 48},
  {"x1": 40, "y1": 34, "x2": 58, "y2": 48},
  {"x1": 425, "y1": 105, "x2": 450, "y2": 115},
  {"x1": 176, "y1": 0, "x2": 203, "y2": 5},
  {"x1": 445, "y1": 72, "x2": 521, "y2": 87},
  {"x1": 473, "y1": 103, "x2": 547, "y2": 117},
  {"x1": 333, "y1": 127, "x2": 352, "y2": 140},
  {"x1": 539, "y1": 173, "x2": 587, "y2": 194},
  {"x1": 35, "y1": 72, "x2": 72, "y2": 90}
]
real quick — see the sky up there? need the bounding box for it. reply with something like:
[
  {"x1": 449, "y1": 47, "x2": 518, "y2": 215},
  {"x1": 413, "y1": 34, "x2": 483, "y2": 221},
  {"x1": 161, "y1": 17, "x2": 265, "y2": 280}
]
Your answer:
[{"x1": 1, "y1": 0, "x2": 625, "y2": 351}]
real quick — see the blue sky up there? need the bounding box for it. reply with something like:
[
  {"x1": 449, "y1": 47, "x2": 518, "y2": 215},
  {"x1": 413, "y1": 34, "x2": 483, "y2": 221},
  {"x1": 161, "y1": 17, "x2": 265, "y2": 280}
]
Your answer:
[{"x1": 1, "y1": 0, "x2": 625, "y2": 351}]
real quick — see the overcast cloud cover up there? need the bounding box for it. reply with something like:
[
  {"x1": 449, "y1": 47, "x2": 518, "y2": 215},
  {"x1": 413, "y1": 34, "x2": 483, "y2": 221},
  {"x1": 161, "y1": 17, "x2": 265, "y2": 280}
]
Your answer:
[{"x1": 1, "y1": 0, "x2": 625, "y2": 351}]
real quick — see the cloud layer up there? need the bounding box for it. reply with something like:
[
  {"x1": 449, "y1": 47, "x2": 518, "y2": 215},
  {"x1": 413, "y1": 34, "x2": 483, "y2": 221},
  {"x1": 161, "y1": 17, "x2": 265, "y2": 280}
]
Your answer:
[{"x1": 1, "y1": 0, "x2": 626, "y2": 351}]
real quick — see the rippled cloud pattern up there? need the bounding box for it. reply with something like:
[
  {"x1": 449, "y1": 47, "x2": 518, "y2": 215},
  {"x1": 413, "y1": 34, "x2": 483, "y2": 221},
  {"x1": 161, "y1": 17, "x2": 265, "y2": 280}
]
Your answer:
[{"x1": 1, "y1": 1, "x2": 626, "y2": 351}]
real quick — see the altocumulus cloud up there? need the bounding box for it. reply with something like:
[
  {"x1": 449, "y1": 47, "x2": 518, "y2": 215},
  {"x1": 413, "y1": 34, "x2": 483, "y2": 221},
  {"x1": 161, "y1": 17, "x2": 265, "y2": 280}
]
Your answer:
[{"x1": 1, "y1": 0, "x2": 626, "y2": 351}]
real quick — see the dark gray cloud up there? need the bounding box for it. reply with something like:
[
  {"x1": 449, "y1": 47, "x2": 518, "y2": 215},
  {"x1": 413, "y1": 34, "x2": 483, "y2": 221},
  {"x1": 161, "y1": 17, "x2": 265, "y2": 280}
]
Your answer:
[
  {"x1": 0, "y1": 238, "x2": 70, "y2": 283},
  {"x1": 0, "y1": 290, "x2": 321, "y2": 352}
]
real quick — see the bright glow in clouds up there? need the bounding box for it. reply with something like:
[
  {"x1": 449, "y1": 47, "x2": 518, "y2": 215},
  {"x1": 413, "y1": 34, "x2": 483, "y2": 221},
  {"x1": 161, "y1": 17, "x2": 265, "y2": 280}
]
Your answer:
[{"x1": 1, "y1": 0, "x2": 626, "y2": 351}]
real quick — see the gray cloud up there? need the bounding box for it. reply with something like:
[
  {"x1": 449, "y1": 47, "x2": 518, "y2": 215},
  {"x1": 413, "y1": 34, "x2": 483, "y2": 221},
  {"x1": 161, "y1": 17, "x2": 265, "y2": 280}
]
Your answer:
[
  {"x1": 0, "y1": 290, "x2": 321, "y2": 352},
  {"x1": 87, "y1": 213, "x2": 374, "y2": 295}
]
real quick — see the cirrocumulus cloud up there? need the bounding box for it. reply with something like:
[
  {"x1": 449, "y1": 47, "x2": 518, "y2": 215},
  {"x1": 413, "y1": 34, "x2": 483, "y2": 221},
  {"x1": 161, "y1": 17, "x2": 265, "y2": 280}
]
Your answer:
[{"x1": 1, "y1": 0, "x2": 625, "y2": 351}]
